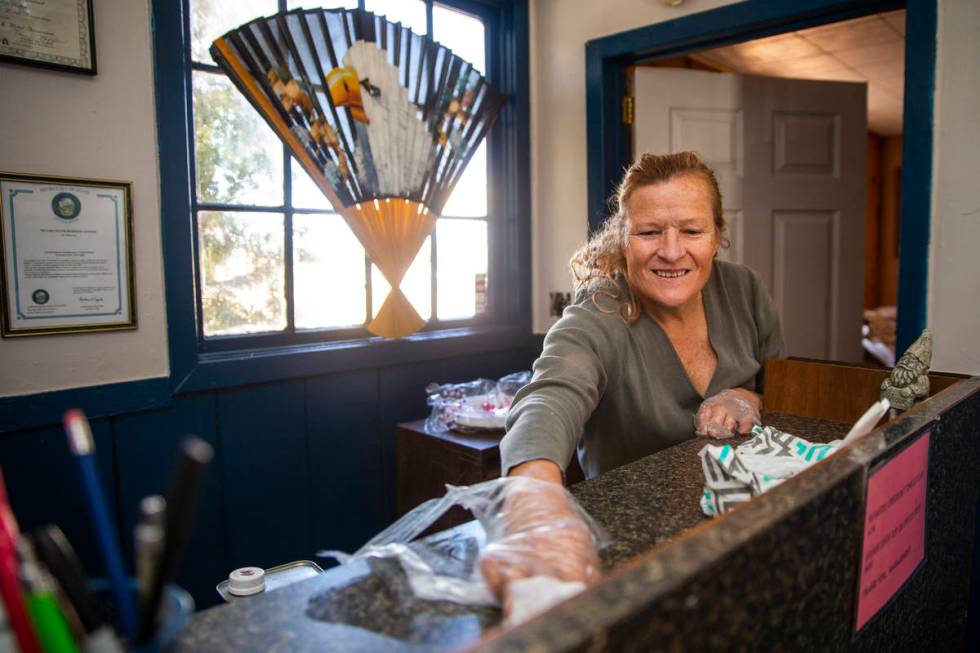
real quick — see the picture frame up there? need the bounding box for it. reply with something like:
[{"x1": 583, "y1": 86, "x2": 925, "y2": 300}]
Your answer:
[
  {"x1": 0, "y1": 0, "x2": 97, "y2": 75},
  {"x1": 0, "y1": 172, "x2": 136, "y2": 337}
]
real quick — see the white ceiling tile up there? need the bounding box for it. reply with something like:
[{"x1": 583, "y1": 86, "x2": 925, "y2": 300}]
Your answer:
[
  {"x1": 693, "y1": 9, "x2": 905, "y2": 134},
  {"x1": 851, "y1": 60, "x2": 905, "y2": 87},
  {"x1": 834, "y1": 41, "x2": 904, "y2": 67},
  {"x1": 738, "y1": 60, "x2": 799, "y2": 78},
  {"x1": 776, "y1": 55, "x2": 854, "y2": 77},
  {"x1": 881, "y1": 10, "x2": 906, "y2": 37},
  {"x1": 801, "y1": 15, "x2": 900, "y2": 53},
  {"x1": 728, "y1": 33, "x2": 823, "y2": 63}
]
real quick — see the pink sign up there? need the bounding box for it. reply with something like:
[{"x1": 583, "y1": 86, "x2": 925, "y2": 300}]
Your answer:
[{"x1": 855, "y1": 431, "x2": 930, "y2": 630}]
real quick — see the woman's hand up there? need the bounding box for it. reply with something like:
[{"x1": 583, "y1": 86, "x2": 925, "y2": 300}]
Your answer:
[
  {"x1": 479, "y1": 461, "x2": 602, "y2": 618},
  {"x1": 694, "y1": 387, "x2": 762, "y2": 438}
]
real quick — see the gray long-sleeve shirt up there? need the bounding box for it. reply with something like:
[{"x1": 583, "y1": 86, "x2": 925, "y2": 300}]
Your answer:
[{"x1": 501, "y1": 260, "x2": 785, "y2": 479}]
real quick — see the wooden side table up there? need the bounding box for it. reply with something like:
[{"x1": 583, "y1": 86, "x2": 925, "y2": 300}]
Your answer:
[{"x1": 395, "y1": 420, "x2": 585, "y2": 529}]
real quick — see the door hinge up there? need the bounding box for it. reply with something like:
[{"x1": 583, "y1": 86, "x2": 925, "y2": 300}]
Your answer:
[{"x1": 622, "y1": 96, "x2": 634, "y2": 125}]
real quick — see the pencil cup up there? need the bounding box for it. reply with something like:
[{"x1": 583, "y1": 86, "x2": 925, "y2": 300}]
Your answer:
[{"x1": 91, "y1": 578, "x2": 194, "y2": 653}]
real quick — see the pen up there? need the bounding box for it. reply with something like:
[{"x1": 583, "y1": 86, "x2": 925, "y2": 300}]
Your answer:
[
  {"x1": 134, "y1": 496, "x2": 166, "y2": 607},
  {"x1": 0, "y1": 467, "x2": 43, "y2": 653},
  {"x1": 32, "y1": 525, "x2": 106, "y2": 635},
  {"x1": 32, "y1": 526, "x2": 125, "y2": 653},
  {"x1": 63, "y1": 410, "x2": 138, "y2": 639},
  {"x1": 136, "y1": 437, "x2": 213, "y2": 643}
]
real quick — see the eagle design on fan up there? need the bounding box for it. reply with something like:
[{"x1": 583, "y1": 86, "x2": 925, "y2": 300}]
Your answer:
[{"x1": 211, "y1": 8, "x2": 505, "y2": 337}]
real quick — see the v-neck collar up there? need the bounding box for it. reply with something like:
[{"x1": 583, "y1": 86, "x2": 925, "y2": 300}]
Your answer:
[{"x1": 641, "y1": 262, "x2": 721, "y2": 401}]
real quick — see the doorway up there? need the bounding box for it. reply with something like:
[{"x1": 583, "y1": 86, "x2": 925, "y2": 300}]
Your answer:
[
  {"x1": 585, "y1": 0, "x2": 934, "y2": 358},
  {"x1": 627, "y1": 10, "x2": 905, "y2": 364}
]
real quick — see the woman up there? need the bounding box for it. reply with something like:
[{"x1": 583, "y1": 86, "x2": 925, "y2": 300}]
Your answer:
[{"x1": 480, "y1": 151, "x2": 785, "y2": 612}]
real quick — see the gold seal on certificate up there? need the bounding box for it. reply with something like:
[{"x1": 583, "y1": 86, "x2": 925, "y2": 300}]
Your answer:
[{"x1": 0, "y1": 172, "x2": 136, "y2": 337}]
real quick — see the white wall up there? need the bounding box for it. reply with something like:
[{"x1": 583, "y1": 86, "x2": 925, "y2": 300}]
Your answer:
[
  {"x1": 529, "y1": 0, "x2": 980, "y2": 375},
  {"x1": 927, "y1": 0, "x2": 980, "y2": 374},
  {"x1": 0, "y1": 0, "x2": 167, "y2": 396}
]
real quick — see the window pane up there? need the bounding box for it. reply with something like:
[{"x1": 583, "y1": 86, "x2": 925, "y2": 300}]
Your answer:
[
  {"x1": 291, "y1": 162, "x2": 335, "y2": 211},
  {"x1": 441, "y1": 141, "x2": 487, "y2": 217},
  {"x1": 365, "y1": 0, "x2": 426, "y2": 35},
  {"x1": 436, "y1": 219, "x2": 487, "y2": 320},
  {"x1": 190, "y1": 0, "x2": 278, "y2": 65},
  {"x1": 199, "y1": 211, "x2": 286, "y2": 336},
  {"x1": 372, "y1": 237, "x2": 432, "y2": 322},
  {"x1": 433, "y1": 4, "x2": 485, "y2": 74},
  {"x1": 294, "y1": 214, "x2": 366, "y2": 329},
  {"x1": 194, "y1": 71, "x2": 283, "y2": 206},
  {"x1": 434, "y1": 6, "x2": 487, "y2": 218}
]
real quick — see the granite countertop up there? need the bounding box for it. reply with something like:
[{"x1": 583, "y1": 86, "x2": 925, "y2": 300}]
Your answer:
[{"x1": 175, "y1": 412, "x2": 850, "y2": 652}]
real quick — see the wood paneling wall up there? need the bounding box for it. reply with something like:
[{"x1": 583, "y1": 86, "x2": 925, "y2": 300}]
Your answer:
[{"x1": 764, "y1": 357, "x2": 967, "y2": 423}]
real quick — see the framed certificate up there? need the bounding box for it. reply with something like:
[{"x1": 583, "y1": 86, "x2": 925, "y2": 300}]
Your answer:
[
  {"x1": 0, "y1": 0, "x2": 97, "y2": 75},
  {"x1": 0, "y1": 172, "x2": 136, "y2": 337}
]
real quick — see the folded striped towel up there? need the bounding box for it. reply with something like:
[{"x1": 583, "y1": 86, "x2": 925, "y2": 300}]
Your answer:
[{"x1": 699, "y1": 425, "x2": 840, "y2": 516}]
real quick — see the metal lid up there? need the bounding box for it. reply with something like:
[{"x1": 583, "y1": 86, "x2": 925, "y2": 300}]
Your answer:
[{"x1": 228, "y1": 567, "x2": 266, "y2": 596}]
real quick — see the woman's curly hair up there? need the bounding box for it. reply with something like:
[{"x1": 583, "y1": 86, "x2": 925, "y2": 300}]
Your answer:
[{"x1": 569, "y1": 151, "x2": 728, "y2": 323}]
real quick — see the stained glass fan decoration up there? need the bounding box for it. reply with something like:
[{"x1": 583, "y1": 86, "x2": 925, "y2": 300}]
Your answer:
[{"x1": 211, "y1": 8, "x2": 505, "y2": 338}]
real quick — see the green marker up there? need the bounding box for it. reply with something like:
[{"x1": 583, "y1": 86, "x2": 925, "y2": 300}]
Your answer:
[
  {"x1": 19, "y1": 540, "x2": 80, "y2": 653},
  {"x1": 26, "y1": 593, "x2": 80, "y2": 653}
]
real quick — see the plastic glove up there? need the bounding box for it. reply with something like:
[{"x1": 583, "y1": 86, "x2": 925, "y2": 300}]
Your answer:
[
  {"x1": 694, "y1": 388, "x2": 761, "y2": 438},
  {"x1": 478, "y1": 478, "x2": 602, "y2": 619}
]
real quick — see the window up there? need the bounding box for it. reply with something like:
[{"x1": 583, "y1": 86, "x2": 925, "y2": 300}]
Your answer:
[{"x1": 186, "y1": 0, "x2": 498, "y2": 347}]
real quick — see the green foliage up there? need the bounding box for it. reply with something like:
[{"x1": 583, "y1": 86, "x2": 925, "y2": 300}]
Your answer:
[
  {"x1": 194, "y1": 75, "x2": 274, "y2": 203},
  {"x1": 193, "y1": 71, "x2": 284, "y2": 335},
  {"x1": 199, "y1": 212, "x2": 285, "y2": 335}
]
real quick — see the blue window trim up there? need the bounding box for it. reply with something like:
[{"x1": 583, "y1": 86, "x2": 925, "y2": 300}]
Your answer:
[
  {"x1": 154, "y1": 0, "x2": 532, "y2": 394},
  {"x1": 585, "y1": 0, "x2": 933, "y2": 356}
]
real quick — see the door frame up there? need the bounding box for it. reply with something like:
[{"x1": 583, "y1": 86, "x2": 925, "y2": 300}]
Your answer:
[{"x1": 585, "y1": 0, "x2": 933, "y2": 355}]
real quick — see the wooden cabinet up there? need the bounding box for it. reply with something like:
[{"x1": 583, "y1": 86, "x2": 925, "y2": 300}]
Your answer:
[{"x1": 395, "y1": 420, "x2": 585, "y2": 529}]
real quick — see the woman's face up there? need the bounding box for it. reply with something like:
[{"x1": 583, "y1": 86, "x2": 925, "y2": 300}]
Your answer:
[{"x1": 624, "y1": 174, "x2": 720, "y2": 315}]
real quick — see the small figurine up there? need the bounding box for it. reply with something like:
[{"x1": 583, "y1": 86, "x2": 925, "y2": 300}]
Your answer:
[{"x1": 881, "y1": 328, "x2": 933, "y2": 418}]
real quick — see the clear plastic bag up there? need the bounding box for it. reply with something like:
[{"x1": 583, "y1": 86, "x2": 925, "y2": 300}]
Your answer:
[
  {"x1": 424, "y1": 371, "x2": 532, "y2": 433},
  {"x1": 496, "y1": 371, "x2": 531, "y2": 398},
  {"x1": 319, "y1": 477, "x2": 608, "y2": 621}
]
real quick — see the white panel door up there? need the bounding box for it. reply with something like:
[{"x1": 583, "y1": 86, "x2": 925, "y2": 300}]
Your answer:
[{"x1": 633, "y1": 67, "x2": 866, "y2": 361}]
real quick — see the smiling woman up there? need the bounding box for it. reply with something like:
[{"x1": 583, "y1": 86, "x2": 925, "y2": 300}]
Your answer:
[
  {"x1": 488, "y1": 151, "x2": 786, "y2": 617},
  {"x1": 505, "y1": 150, "x2": 782, "y2": 476}
]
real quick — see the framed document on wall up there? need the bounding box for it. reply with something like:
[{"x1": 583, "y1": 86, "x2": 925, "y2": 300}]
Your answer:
[
  {"x1": 0, "y1": 172, "x2": 136, "y2": 337},
  {"x1": 0, "y1": 0, "x2": 96, "y2": 74}
]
